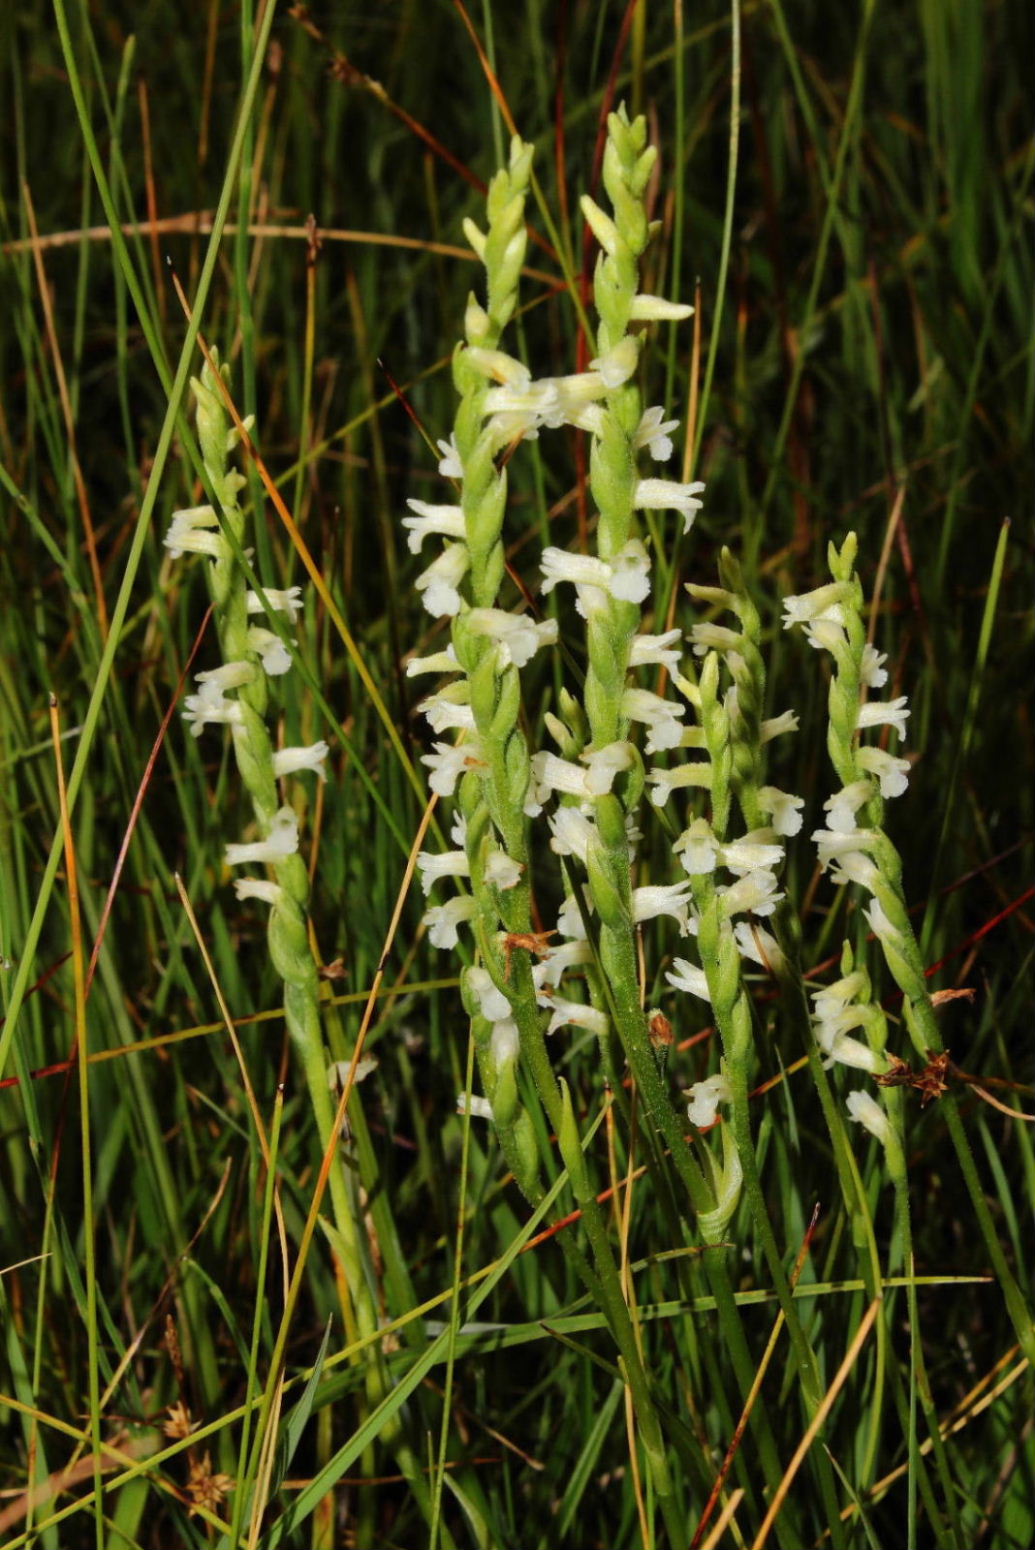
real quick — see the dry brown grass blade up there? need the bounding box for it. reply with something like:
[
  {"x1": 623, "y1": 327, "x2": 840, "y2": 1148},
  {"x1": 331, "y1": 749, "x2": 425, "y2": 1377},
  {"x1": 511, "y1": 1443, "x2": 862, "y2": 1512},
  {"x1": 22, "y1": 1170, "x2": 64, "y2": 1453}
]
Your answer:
[
  {"x1": 0, "y1": 216, "x2": 557, "y2": 288},
  {"x1": 0, "y1": 1431, "x2": 161, "y2": 1536},
  {"x1": 22, "y1": 183, "x2": 108, "y2": 639},
  {"x1": 698, "y1": 1488, "x2": 746, "y2": 1550}
]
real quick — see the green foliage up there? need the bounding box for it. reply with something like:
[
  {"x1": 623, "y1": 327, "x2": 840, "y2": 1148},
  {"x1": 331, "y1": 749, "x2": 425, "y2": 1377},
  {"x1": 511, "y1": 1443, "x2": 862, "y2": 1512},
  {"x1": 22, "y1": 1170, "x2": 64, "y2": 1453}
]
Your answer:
[{"x1": 0, "y1": 2, "x2": 1032, "y2": 1547}]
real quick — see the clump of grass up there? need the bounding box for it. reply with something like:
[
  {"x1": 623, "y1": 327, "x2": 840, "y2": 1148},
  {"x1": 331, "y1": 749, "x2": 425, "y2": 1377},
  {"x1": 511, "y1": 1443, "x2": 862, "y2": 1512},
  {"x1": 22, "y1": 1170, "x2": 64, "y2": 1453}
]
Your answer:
[{"x1": 0, "y1": 3, "x2": 1032, "y2": 1547}]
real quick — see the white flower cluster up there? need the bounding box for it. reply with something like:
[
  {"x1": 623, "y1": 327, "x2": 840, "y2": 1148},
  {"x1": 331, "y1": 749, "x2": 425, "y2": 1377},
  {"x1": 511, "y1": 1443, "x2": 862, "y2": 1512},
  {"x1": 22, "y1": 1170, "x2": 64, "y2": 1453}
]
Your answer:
[
  {"x1": 165, "y1": 498, "x2": 328, "y2": 901},
  {"x1": 417, "y1": 803, "x2": 525, "y2": 952},
  {"x1": 783, "y1": 569, "x2": 913, "y2": 1147},
  {"x1": 413, "y1": 293, "x2": 705, "y2": 982},
  {"x1": 529, "y1": 592, "x2": 807, "y2": 1031},
  {"x1": 781, "y1": 575, "x2": 912, "y2": 908},
  {"x1": 524, "y1": 717, "x2": 715, "y2": 1035},
  {"x1": 809, "y1": 780, "x2": 910, "y2": 898},
  {"x1": 410, "y1": 317, "x2": 705, "y2": 632},
  {"x1": 410, "y1": 211, "x2": 727, "y2": 1066},
  {"x1": 809, "y1": 968, "x2": 885, "y2": 1073},
  {"x1": 164, "y1": 503, "x2": 225, "y2": 560}
]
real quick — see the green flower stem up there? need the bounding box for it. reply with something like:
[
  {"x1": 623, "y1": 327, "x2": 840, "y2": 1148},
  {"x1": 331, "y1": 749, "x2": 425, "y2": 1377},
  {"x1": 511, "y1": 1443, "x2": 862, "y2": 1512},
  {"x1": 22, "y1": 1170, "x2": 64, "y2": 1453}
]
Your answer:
[
  {"x1": 557, "y1": 1081, "x2": 673, "y2": 1497},
  {"x1": 688, "y1": 550, "x2": 768, "y2": 827},
  {"x1": 694, "y1": 884, "x2": 818, "y2": 1396},
  {"x1": 448, "y1": 142, "x2": 546, "y2": 1166},
  {"x1": 685, "y1": 559, "x2": 865, "y2": 1525},
  {"x1": 190, "y1": 362, "x2": 448, "y2": 1534},
  {"x1": 770, "y1": 925, "x2": 892, "y2": 1474},
  {"x1": 879, "y1": 1092, "x2": 966, "y2": 1547},
  {"x1": 192, "y1": 361, "x2": 366, "y2": 1319},
  {"x1": 579, "y1": 109, "x2": 720, "y2": 1223},
  {"x1": 693, "y1": 877, "x2": 849, "y2": 1546},
  {"x1": 597, "y1": 900, "x2": 711, "y2": 1211},
  {"x1": 596, "y1": 889, "x2": 799, "y2": 1524},
  {"x1": 872, "y1": 865, "x2": 1035, "y2": 1366},
  {"x1": 580, "y1": 113, "x2": 802, "y2": 1515},
  {"x1": 819, "y1": 539, "x2": 1035, "y2": 1367},
  {"x1": 445, "y1": 132, "x2": 693, "y2": 1527}
]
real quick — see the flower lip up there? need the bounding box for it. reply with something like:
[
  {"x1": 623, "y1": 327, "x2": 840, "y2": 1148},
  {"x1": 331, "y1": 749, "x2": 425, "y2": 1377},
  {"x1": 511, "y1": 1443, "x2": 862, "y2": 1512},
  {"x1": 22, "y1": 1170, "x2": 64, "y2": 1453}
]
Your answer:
[
  {"x1": 757, "y1": 786, "x2": 805, "y2": 837},
  {"x1": 674, "y1": 819, "x2": 719, "y2": 875},
  {"x1": 224, "y1": 807, "x2": 300, "y2": 867},
  {"x1": 634, "y1": 406, "x2": 681, "y2": 462},
  {"x1": 718, "y1": 869, "x2": 783, "y2": 918},
  {"x1": 856, "y1": 745, "x2": 911, "y2": 798},
  {"x1": 466, "y1": 608, "x2": 558, "y2": 668},
  {"x1": 621, "y1": 687, "x2": 685, "y2": 753},
  {"x1": 549, "y1": 805, "x2": 600, "y2": 863},
  {"x1": 419, "y1": 691, "x2": 476, "y2": 735},
  {"x1": 485, "y1": 850, "x2": 523, "y2": 890},
  {"x1": 436, "y1": 435, "x2": 463, "y2": 479},
  {"x1": 823, "y1": 781, "x2": 874, "y2": 834},
  {"x1": 196, "y1": 661, "x2": 254, "y2": 692},
  {"x1": 466, "y1": 966, "x2": 511, "y2": 1023},
  {"x1": 633, "y1": 881, "x2": 693, "y2": 932},
  {"x1": 248, "y1": 626, "x2": 294, "y2": 675},
  {"x1": 718, "y1": 830, "x2": 785, "y2": 876},
  {"x1": 685, "y1": 1072, "x2": 731, "y2": 1128},
  {"x1": 781, "y1": 582, "x2": 851, "y2": 630},
  {"x1": 734, "y1": 922, "x2": 785, "y2": 973},
  {"x1": 629, "y1": 629, "x2": 683, "y2": 669},
  {"x1": 538, "y1": 991, "x2": 610, "y2": 1038},
  {"x1": 164, "y1": 504, "x2": 221, "y2": 558},
  {"x1": 540, "y1": 538, "x2": 652, "y2": 607},
  {"x1": 415, "y1": 543, "x2": 470, "y2": 617},
  {"x1": 457, "y1": 1093, "x2": 494, "y2": 1120},
  {"x1": 182, "y1": 680, "x2": 245, "y2": 738},
  {"x1": 856, "y1": 696, "x2": 910, "y2": 741},
  {"x1": 416, "y1": 847, "x2": 470, "y2": 894},
  {"x1": 422, "y1": 895, "x2": 478, "y2": 949},
  {"x1": 233, "y1": 878, "x2": 283, "y2": 905}
]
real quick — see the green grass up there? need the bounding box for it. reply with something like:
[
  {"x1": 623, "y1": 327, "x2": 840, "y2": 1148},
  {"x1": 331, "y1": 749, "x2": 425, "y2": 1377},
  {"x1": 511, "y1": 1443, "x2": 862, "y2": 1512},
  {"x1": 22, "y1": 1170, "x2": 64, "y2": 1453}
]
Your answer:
[{"x1": 1, "y1": 2, "x2": 1032, "y2": 1546}]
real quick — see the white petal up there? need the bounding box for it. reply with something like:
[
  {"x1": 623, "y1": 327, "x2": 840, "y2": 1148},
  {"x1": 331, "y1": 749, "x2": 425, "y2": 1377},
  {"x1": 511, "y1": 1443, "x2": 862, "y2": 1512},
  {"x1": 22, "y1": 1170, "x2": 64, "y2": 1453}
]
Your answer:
[
  {"x1": 248, "y1": 627, "x2": 294, "y2": 675},
  {"x1": 685, "y1": 1073, "x2": 731, "y2": 1127},
  {"x1": 272, "y1": 741, "x2": 330, "y2": 780},
  {"x1": 846, "y1": 1090, "x2": 893, "y2": 1146},
  {"x1": 457, "y1": 1092, "x2": 494, "y2": 1120},
  {"x1": 232, "y1": 878, "x2": 283, "y2": 904},
  {"x1": 856, "y1": 697, "x2": 910, "y2": 741},
  {"x1": 467, "y1": 967, "x2": 511, "y2": 1023},
  {"x1": 245, "y1": 586, "x2": 304, "y2": 622},
  {"x1": 666, "y1": 957, "x2": 712, "y2": 1001},
  {"x1": 225, "y1": 807, "x2": 299, "y2": 867},
  {"x1": 403, "y1": 499, "x2": 466, "y2": 554},
  {"x1": 629, "y1": 294, "x2": 694, "y2": 322},
  {"x1": 757, "y1": 786, "x2": 805, "y2": 837}
]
